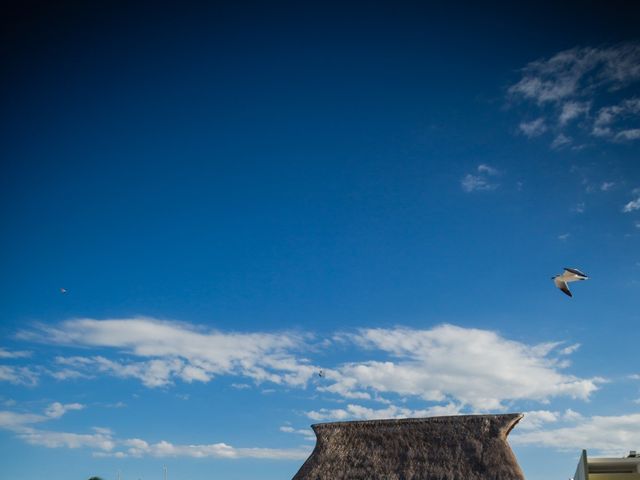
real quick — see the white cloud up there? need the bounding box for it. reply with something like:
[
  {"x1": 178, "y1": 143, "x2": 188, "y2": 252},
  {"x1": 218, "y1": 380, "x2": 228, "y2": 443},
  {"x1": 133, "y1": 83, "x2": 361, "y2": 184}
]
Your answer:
[
  {"x1": 49, "y1": 368, "x2": 90, "y2": 381},
  {"x1": 461, "y1": 164, "x2": 501, "y2": 192},
  {"x1": 0, "y1": 404, "x2": 310, "y2": 460},
  {"x1": 563, "y1": 409, "x2": 583, "y2": 422},
  {"x1": 511, "y1": 412, "x2": 640, "y2": 456},
  {"x1": 19, "y1": 428, "x2": 116, "y2": 452},
  {"x1": 0, "y1": 348, "x2": 32, "y2": 359},
  {"x1": 519, "y1": 118, "x2": 547, "y2": 137},
  {"x1": 461, "y1": 174, "x2": 497, "y2": 192},
  {"x1": 0, "y1": 365, "x2": 39, "y2": 386},
  {"x1": 93, "y1": 426, "x2": 113, "y2": 435},
  {"x1": 279, "y1": 425, "x2": 316, "y2": 441},
  {"x1": 109, "y1": 439, "x2": 311, "y2": 460},
  {"x1": 623, "y1": 197, "x2": 640, "y2": 212},
  {"x1": 477, "y1": 164, "x2": 500, "y2": 175},
  {"x1": 17, "y1": 320, "x2": 602, "y2": 412},
  {"x1": 572, "y1": 202, "x2": 586, "y2": 214},
  {"x1": 600, "y1": 181, "x2": 615, "y2": 191},
  {"x1": 593, "y1": 98, "x2": 640, "y2": 139},
  {"x1": 23, "y1": 409, "x2": 624, "y2": 459},
  {"x1": 180, "y1": 365, "x2": 211, "y2": 383},
  {"x1": 306, "y1": 402, "x2": 461, "y2": 422},
  {"x1": 55, "y1": 356, "x2": 186, "y2": 388},
  {"x1": 558, "y1": 233, "x2": 571, "y2": 241},
  {"x1": 323, "y1": 325, "x2": 601, "y2": 410},
  {"x1": 517, "y1": 409, "x2": 583, "y2": 431},
  {"x1": 231, "y1": 383, "x2": 251, "y2": 390},
  {"x1": 509, "y1": 43, "x2": 640, "y2": 146},
  {"x1": 616, "y1": 128, "x2": 640, "y2": 140},
  {"x1": 0, "y1": 401, "x2": 85, "y2": 432},
  {"x1": 517, "y1": 410, "x2": 559, "y2": 430},
  {"x1": 0, "y1": 410, "x2": 47, "y2": 430},
  {"x1": 45, "y1": 402, "x2": 84, "y2": 419},
  {"x1": 21, "y1": 317, "x2": 316, "y2": 389},
  {"x1": 509, "y1": 44, "x2": 640, "y2": 105},
  {"x1": 551, "y1": 133, "x2": 572, "y2": 149},
  {"x1": 559, "y1": 343, "x2": 581, "y2": 355},
  {"x1": 559, "y1": 101, "x2": 590, "y2": 125}
]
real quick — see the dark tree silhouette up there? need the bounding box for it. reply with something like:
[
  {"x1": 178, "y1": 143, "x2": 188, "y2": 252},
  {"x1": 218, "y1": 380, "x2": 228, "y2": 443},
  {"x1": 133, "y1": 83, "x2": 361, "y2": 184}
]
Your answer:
[{"x1": 88, "y1": 477, "x2": 104, "y2": 480}]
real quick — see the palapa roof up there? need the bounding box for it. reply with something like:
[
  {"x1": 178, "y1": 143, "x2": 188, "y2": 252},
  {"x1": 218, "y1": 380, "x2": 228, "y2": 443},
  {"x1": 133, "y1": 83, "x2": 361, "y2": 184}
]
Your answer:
[{"x1": 292, "y1": 413, "x2": 525, "y2": 480}]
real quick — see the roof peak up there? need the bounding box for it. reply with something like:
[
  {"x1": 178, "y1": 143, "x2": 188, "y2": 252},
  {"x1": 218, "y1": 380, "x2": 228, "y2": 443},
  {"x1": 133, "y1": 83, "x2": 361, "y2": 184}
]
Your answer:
[{"x1": 312, "y1": 412, "x2": 523, "y2": 429}]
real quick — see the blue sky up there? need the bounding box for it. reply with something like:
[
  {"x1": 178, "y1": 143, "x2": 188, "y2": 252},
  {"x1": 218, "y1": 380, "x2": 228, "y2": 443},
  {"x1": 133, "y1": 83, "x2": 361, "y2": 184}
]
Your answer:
[{"x1": 1, "y1": 2, "x2": 640, "y2": 479}]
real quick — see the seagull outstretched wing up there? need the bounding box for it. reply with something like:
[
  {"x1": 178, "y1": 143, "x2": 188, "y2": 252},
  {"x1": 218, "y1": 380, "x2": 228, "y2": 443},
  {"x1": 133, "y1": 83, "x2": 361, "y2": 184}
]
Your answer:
[
  {"x1": 554, "y1": 277, "x2": 573, "y2": 297},
  {"x1": 563, "y1": 267, "x2": 588, "y2": 279}
]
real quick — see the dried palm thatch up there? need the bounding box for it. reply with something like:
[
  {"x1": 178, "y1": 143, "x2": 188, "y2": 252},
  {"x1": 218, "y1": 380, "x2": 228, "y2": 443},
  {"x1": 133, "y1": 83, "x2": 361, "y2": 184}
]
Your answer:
[{"x1": 292, "y1": 413, "x2": 525, "y2": 480}]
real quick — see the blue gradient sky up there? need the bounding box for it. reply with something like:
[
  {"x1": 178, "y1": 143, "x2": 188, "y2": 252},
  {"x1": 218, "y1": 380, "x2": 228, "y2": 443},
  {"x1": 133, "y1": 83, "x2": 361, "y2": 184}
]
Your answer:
[{"x1": 1, "y1": 2, "x2": 640, "y2": 480}]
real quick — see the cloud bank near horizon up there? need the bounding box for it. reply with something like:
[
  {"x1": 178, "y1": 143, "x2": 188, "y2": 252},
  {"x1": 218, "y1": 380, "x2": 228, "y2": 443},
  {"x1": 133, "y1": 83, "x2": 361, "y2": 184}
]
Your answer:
[{"x1": 7, "y1": 317, "x2": 603, "y2": 413}]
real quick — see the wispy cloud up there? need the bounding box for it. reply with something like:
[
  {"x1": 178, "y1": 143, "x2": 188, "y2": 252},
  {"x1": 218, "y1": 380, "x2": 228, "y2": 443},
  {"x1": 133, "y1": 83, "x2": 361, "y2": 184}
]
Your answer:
[
  {"x1": 592, "y1": 97, "x2": 640, "y2": 138},
  {"x1": 509, "y1": 43, "x2": 640, "y2": 146},
  {"x1": 517, "y1": 410, "x2": 561, "y2": 430},
  {"x1": 477, "y1": 164, "x2": 500, "y2": 175},
  {"x1": 16, "y1": 319, "x2": 603, "y2": 412},
  {"x1": 572, "y1": 202, "x2": 586, "y2": 214},
  {"x1": 516, "y1": 409, "x2": 582, "y2": 431},
  {"x1": 0, "y1": 365, "x2": 39, "y2": 386},
  {"x1": 559, "y1": 101, "x2": 591, "y2": 125},
  {"x1": 623, "y1": 196, "x2": 640, "y2": 212},
  {"x1": 461, "y1": 174, "x2": 497, "y2": 192},
  {"x1": 231, "y1": 383, "x2": 251, "y2": 390},
  {"x1": 0, "y1": 410, "x2": 49, "y2": 430},
  {"x1": 101, "y1": 438, "x2": 310, "y2": 460},
  {"x1": 320, "y1": 324, "x2": 601, "y2": 411},
  {"x1": 509, "y1": 44, "x2": 640, "y2": 104},
  {"x1": 519, "y1": 118, "x2": 547, "y2": 137},
  {"x1": 461, "y1": 164, "x2": 501, "y2": 192},
  {"x1": 0, "y1": 348, "x2": 32, "y2": 359},
  {"x1": 279, "y1": 425, "x2": 316, "y2": 441},
  {"x1": 0, "y1": 401, "x2": 85, "y2": 431},
  {"x1": 550, "y1": 133, "x2": 572, "y2": 149},
  {"x1": 616, "y1": 128, "x2": 640, "y2": 140},
  {"x1": 19, "y1": 427, "x2": 117, "y2": 452},
  {"x1": 20, "y1": 317, "x2": 316, "y2": 389},
  {"x1": 0, "y1": 403, "x2": 310, "y2": 460},
  {"x1": 511, "y1": 411, "x2": 640, "y2": 456},
  {"x1": 44, "y1": 402, "x2": 84, "y2": 419},
  {"x1": 306, "y1": 402, "x2": 461, "y2": 422}
]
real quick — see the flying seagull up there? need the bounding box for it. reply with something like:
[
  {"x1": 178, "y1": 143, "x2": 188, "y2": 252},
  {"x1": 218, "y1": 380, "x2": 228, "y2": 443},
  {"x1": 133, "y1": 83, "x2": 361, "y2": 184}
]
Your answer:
[{"x1": 552, "y1": 267, "x2": 588, "y2": 297}]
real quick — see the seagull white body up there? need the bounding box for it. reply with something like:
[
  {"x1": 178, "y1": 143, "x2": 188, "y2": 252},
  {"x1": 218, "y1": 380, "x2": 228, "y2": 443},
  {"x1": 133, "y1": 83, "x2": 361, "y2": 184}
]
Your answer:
[{"x1": 552, "y1": 267, "x2": 588, "y2": 297}]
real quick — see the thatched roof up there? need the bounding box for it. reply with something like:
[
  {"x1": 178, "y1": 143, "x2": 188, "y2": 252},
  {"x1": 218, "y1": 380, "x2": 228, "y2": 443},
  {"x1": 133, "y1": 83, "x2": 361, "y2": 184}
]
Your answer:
[{"x1": 292, "y1": 413, "x2": 525, "y2": 480}]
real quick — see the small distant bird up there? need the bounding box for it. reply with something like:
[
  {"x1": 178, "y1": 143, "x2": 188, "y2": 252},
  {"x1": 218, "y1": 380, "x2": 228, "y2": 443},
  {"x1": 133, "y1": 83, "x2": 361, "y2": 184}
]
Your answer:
[
  {"x1": 318, "y1": 369, "x2": 325, "y2": 378},
  {"x1": 552, "y1": 267, "x2": 589, "y2": 297},
  {"x1": 59, "y1": 288, "x2": 67, "y2": 294}
]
